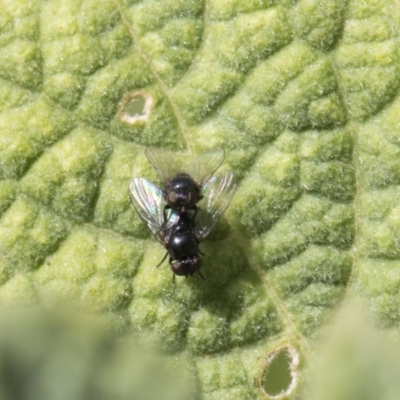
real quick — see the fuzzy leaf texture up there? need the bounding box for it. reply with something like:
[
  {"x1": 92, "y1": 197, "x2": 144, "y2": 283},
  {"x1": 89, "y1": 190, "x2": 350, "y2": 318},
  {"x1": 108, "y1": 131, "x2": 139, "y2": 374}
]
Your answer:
[{"x1": 0, "y1": 0, "x2": 400, "y2": 399}]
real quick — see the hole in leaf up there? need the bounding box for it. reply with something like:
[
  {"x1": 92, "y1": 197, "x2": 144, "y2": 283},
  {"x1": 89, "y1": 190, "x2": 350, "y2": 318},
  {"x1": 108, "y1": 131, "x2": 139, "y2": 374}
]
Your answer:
[
  {"x1": 126, "y1": 96, "x2": 146, "y2": 115},
  {"x1": 118, "y1": 91, "x2": 154, "y2": 125},
  {"x1": 263, "y1": 350, "x2": 291, "y2": 395},
  {"x1": 260, "y1": 346, "x2": 299, "y2": 399}
]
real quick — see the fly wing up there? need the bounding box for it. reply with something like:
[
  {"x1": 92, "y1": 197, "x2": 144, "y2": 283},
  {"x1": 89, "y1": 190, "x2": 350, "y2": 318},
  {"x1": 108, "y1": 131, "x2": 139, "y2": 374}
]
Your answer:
[
  {"x1": 145, "y1": 147, "x2": 225, "y2": 187},
  {"x1": 193, "y1": 171, "x2": 236, "y2": 241},
  {"x1": 185, "y1": 147, "x2": 225, "y2": 186},
  {"x1": 145, "y1": 147, "x2": 183, "y2": 186},
  {"x1": 129, "y1": 178, "x2": 169, "y2": 244}
]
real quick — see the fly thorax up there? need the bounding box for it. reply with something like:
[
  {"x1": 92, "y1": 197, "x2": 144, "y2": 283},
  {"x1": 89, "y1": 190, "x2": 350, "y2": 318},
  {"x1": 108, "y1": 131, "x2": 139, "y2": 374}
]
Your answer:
[
  {"x1": 167, "y1": 174, "x2": 199, "y2": 209},
  {"x1": 169, "y1": 230, "x2": 198, "y2": 259}
]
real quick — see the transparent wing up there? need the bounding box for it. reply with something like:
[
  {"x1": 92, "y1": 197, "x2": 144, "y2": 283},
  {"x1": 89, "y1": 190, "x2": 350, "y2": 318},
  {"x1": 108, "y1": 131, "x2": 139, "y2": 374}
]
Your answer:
[
  {"x1": 145, "y1": 147, "x2": 225, "y2": 187},
  {"x1": 129, "y1": 178, "x2": 169, "y2": 244},
  {"x1": 193, "y1": 172, "x2": 236, "y2": 240},
  {"x1": 145, "y1": 147, "x2": 183, "y2": 186},
  {"x1": 187, "y1": 147, "x2": 225, "y2": 186}
]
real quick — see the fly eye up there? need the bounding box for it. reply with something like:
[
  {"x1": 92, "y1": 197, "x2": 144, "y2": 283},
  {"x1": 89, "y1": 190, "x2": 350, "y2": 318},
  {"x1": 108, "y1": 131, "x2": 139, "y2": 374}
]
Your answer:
[
  {"x1": 171, "y1": 261, "x2": 184, "y2": 275},
  {"x1": 168, "y1": 191, "x2": 177, "y2": 204}
]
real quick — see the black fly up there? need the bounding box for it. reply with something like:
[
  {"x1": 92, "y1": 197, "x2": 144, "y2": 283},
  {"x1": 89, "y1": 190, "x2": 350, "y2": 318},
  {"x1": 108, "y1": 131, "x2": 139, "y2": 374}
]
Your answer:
[
  {"x1": 145, "y1": 147, "x2": 225, "y2": 216},
  {"x1": 129, "y1": 170, "x2": 236, "y2": 279}
]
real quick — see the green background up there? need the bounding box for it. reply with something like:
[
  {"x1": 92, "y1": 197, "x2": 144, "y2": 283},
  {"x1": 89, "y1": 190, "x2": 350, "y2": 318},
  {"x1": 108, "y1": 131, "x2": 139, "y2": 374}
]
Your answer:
[{"x1": 1, "y1": 0, "x2": 400, "y2": 398}]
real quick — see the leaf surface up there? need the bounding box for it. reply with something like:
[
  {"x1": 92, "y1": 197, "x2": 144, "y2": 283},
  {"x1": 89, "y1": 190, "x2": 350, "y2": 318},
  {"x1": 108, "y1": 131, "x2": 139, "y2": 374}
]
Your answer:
[{"x1": 0, "y1": 0, "x2": 400, "y2": 398}]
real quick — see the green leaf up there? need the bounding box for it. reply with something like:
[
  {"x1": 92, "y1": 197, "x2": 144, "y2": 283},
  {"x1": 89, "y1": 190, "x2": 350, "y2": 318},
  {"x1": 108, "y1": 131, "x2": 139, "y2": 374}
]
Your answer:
[
  {"x1": 0, "y1": 0, "x2": 400, "y2": 398},
  {"x1": 304, "y1": 304, "x2": 400, "y2": 400}
]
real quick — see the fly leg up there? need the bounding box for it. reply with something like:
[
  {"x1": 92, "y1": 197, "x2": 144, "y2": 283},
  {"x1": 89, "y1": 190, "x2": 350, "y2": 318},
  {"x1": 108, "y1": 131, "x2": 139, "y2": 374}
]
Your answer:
[
  {"x1": 163, "y1": 205, "x2": 172, "y2": 224},
  {"x1": 191, "y1": 206, "x2": 198, "y2": 221},
  {"x1": 168, "y1": 258, "x2": 177, "y2": 284},
  {"x1": 156, "y1": 252, "x2": 169, "y2": 268},
  {"x1": 198, "y1": 245, "x2": 206, "y2": 256},
  {"x1": 198, "y1": 271, "x2": 205, "y2": 280}
]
